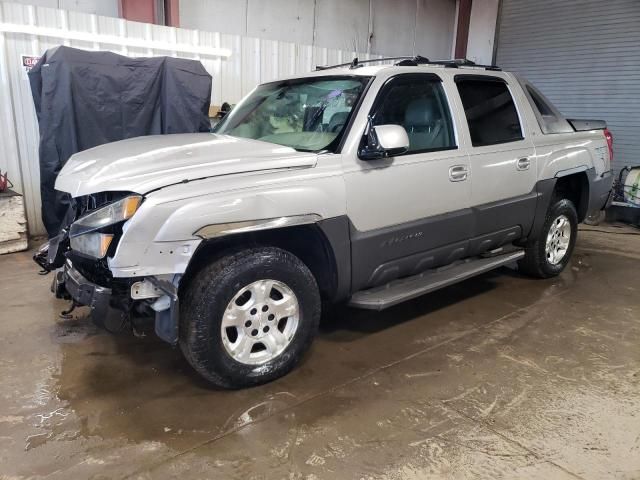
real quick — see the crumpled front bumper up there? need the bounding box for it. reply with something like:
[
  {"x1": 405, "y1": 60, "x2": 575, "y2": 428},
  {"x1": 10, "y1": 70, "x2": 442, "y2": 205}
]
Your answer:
[
  {"x1": 48, "y1": 255, "x2": 180, "y2": 345},
  {"x1": 52, "y1": 259, "x2": 113, "y2": 318}
]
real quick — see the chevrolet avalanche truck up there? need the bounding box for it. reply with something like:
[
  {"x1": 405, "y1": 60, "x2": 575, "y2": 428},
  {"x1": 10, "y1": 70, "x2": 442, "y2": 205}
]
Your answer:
[{"x1": 34, "y1": 57, "x2": 613, "y2": 388}]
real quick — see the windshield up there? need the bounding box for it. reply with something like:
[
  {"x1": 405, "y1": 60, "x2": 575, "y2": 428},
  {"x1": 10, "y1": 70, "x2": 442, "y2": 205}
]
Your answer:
[{"x1": 214, "y1": 76, "x2": 371, "y2": 152}]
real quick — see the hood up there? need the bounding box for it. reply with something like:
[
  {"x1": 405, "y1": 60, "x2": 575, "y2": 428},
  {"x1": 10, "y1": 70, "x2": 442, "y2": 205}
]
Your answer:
[{"x1": 55, "y1": 133, "x2": 317, "y2": 197}]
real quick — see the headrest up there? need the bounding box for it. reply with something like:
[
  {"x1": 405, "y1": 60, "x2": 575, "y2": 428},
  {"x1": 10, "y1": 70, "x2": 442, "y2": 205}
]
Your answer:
[
  {"x1": 328, "y1": 111, "x2": 349, "y2": 130},
  {"x1": 404, "y1": 97, "x2": 439, "y2": 128}
]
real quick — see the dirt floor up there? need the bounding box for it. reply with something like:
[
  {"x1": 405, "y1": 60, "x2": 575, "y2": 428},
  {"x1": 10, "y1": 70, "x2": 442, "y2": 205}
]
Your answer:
[{"x1": 1, "y1": 224, "x2": 639, "y2": 479}]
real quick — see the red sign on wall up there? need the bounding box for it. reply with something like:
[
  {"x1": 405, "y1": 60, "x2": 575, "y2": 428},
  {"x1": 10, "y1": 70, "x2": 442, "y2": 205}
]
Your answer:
[{"x1": 22, "y1": 55, "x2": 41, "y2": 72}]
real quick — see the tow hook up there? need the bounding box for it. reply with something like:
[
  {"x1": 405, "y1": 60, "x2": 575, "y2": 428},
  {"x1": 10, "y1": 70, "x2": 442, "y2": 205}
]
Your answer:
[
  {"x1": 60, "y1": 300, "x2": 79, "y2": 319},
  {"x1": 33, "y1": 242, "x2": 51, "y2": 274}
]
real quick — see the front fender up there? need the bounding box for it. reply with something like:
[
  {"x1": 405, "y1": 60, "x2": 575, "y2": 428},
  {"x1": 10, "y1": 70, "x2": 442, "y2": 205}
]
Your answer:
[
  {"x1": 153, "y1": 181, "x2": 343, "y2": 241},
  {"x1": 108, "y1": 174, "x2": 346, "y2": 277}
]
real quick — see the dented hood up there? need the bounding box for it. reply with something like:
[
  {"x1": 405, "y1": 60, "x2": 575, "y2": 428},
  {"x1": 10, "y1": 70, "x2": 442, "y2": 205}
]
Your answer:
[{"x1": 55, "y1": 133, "x2": 317, "y2": 197}]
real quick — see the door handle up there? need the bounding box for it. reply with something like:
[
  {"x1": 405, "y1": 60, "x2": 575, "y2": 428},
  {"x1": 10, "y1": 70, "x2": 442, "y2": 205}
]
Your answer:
[
  {"x1": 449, "y1": 165, "x2": 469, "y2": 182},
  {"x1": 517, "y1": 157, "x2": 531, "y2": 171}
]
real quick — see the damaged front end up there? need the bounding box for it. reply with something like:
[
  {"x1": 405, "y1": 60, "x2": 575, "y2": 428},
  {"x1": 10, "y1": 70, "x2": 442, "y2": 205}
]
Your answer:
[{"x1": 34, "y1": 192, "x2": 180, "y2": 344}]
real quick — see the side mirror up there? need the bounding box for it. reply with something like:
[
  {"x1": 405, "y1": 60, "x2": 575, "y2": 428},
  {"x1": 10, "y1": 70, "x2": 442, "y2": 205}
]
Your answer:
[{"x1": 358, "y1": 124, "x2": 410, "y2": 160}]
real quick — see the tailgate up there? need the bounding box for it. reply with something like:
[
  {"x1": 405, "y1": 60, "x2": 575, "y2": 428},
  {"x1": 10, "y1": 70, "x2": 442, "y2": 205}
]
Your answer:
[{"x1": 567, "y1": 119, "x2": 607, "y2": 131}]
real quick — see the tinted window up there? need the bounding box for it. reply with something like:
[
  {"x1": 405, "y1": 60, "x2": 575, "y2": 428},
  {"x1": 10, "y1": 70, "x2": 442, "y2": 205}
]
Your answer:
[
  {"x1": 456, "y1": 78, "x2": 523, "y2": 147},
  {"x1": 517, "y1": 79, "x2": 573, "y2": 135},
  {"x1": 370, "y1": 75, "x2": 456, "y2": 154},
  {"x1": 526, "y1": 86, "x2": 554, "y2": 116}
]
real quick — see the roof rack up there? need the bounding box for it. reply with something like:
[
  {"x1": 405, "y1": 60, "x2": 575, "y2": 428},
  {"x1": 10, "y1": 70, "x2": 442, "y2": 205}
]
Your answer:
[
  {"x1": 315, "y1": 56, "x2": 501, "y2": 72},
  {"x1": 315, "y1": 56, "x2": 414, "y2": 71},
  {"x1": 411, "y1": 58, "x2": 502, "y2": 71}
]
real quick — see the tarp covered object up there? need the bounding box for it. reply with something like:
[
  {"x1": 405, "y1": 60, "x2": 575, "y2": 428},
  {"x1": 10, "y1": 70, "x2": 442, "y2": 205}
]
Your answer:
[{"x1": 28, "y1": 46, "x2": 212, "y2": 237}]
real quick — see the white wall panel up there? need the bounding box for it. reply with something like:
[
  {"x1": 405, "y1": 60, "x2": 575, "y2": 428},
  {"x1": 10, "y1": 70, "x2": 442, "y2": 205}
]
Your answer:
[
  {"x1": 466, "y1": 0, "x2": 498, "y2": 65},
  {"x1": 180, "y1": 0, "x2": 457, "y2": 59},
  {"x1": 0, "y1": 0, "x2": 118, "y2": 16},
  {"x1": 179, "y1": 0, "x2": 248, "y2": 37},
  {"x1": 314, "y1": 0, "x2": 370, "y2": 52},
  {"x1": 59, "y1": 0, "x2": 117, "y2": 17},
  {"x1": 240, "y1": 36, "x2": 260, "y2": 96},
  {"x1": 414, "y1": 0, "x2": 456, "y2": 59},
  {"x1": 247, "y1": 0, "x2": 314, "y2": 45},
  {"x1": 219, "y1": 33, "x2": 242, "y2": 104},
  {"x1": 369, "y1": 0, "x2": 416, "y2": 56},
  {"x1": 0, "y1": 1, "x2": 380, "y2": 236}
]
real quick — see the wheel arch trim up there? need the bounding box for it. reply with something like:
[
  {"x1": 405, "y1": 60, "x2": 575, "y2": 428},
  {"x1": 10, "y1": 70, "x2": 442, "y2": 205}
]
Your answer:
[{"x1": 554, "y1": 165, "x2": 589, "y2": 178}]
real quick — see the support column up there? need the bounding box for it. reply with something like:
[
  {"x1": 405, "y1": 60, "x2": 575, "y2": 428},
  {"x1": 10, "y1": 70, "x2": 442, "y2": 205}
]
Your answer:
[
  {"x1": 118, "y1": 0, "x2": 157, "y2": 24},
  {"x1": 164, "y1": 0, "x2": 180, "y2": 27},
  {"x1": 454, "y1": 0, "x2": 472, "y2": 59}
]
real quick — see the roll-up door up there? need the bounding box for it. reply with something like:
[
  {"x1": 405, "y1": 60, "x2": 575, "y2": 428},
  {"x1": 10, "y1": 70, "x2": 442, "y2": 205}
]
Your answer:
[{"x1": 495, "y1": 0, "x2": 640, "y2": 172}]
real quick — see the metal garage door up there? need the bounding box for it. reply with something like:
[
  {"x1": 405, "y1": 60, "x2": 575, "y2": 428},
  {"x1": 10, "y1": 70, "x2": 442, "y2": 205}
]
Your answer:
[{"x1": 495, "y1": 0, "x2": 640, "y2": 173}]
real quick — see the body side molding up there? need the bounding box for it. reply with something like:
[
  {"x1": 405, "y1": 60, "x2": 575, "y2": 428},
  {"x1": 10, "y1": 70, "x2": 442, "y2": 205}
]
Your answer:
[{"x1": 195, "y1": 214, "x2": 322, "y2": 239}]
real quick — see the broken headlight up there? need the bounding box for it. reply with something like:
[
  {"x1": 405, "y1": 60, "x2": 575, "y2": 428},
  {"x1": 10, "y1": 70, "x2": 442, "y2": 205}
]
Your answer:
[
  {"x1": 69, "y1": 195, "x2": 142, "y2": 257},
  {"x1": 70, "y1": 232, "x2": 114, "y2": 258}
]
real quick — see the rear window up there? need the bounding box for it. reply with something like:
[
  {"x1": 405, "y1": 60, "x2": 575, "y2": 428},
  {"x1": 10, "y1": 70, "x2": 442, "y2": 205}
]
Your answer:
[
  {"x1": 455, "y1": 77, "x2": 523, "y2": 147},
  {"x1": 527, "y1": 86, "x2": 554, "y2": 116},
  {"x1": 520, "y1": 81, "x2": 574, "y2": 134}
]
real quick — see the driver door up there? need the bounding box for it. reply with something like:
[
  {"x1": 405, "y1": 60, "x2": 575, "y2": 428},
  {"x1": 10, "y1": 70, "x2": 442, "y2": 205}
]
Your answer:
[{"x1": 343, "y1": 73, "x2": 473, "y2": 291}]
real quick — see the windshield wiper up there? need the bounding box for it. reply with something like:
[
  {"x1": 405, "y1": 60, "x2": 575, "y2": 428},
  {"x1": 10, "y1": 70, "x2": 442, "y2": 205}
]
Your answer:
[{"x1": 292, "y1": 147, "x2": 316, "y2": 153}]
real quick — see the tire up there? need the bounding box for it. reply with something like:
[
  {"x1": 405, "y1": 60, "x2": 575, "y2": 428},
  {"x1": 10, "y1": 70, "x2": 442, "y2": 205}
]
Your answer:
[
  {"x1": 518, "y1": 198, "x2": 578, "y2": 278},
  {"x1": 179, "y1": 247, "x2": 321, "y2": 389}
]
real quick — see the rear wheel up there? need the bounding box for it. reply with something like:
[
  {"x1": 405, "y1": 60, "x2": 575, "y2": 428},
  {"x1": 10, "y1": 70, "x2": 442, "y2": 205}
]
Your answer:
[
  {"x1": 180, "y1": 247, "x2": 321, "y2": 388},
  {"x1": 518, "y1": 198, "x2": 578, "y2": 278}
]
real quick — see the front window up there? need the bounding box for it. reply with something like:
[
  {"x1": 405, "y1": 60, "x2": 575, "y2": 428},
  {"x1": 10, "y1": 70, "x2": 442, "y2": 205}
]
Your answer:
[
  {"x1": 215, "y1": 76, "x2": 371, "y2": 152},
  {"x1": 370, "y1": 74, "x2": 456, "y2": 154}
]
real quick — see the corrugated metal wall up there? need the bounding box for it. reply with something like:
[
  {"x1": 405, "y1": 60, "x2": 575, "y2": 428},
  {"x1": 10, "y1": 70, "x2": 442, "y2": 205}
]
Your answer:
[
  {"x1": 0, "y1": 1, "x2": 382, "y2": 236},
  {"x1": 495, "y1": 0, "x2": 640, "y2": 173},
  {"x1": 0, "y1": 0, "x2": 119, "y2": 17}
]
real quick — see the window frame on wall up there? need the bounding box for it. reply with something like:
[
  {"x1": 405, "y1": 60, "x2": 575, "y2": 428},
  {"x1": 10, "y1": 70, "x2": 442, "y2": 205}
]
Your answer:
[
  {"x1": 365, "y1": 73, "x2": 458, "y2": 157},
  {"x1": 454, "y1": 74, "x2": 525, "y2": 148}
]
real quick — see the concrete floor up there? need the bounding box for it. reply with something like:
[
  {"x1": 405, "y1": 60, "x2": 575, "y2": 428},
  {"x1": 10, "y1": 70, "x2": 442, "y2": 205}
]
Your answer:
[{"x1": 1, "y1": 225, "x2": 639, "y2": 479}]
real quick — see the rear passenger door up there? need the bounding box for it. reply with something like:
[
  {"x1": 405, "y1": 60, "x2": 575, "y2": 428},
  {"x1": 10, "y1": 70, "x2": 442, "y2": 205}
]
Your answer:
[{"x1": 454, "y1": 75, "x2": 537, "y2": 252}]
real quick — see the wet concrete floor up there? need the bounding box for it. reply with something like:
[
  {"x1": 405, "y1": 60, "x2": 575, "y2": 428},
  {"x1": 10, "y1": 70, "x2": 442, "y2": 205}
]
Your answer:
[{"x1": 1, "y1": 224, "x2": 639, "y2": 479}]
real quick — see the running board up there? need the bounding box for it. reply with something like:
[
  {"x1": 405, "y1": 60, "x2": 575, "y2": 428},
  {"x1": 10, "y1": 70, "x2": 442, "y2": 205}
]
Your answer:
[{"x1": 349, "y1": 250, "x2": 525, "y2": 311}]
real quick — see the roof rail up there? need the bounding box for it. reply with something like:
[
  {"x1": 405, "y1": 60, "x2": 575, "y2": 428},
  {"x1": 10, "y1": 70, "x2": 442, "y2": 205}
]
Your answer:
[
  {"x1": 315, "y1": 56, "x2": 415, "y2": 71},
  {"x1": 315, "y1": 56, "x2": 501, "y2": 72},
  {"x1": 416, "y1": 58, "x2": 502, "y2": 71}
]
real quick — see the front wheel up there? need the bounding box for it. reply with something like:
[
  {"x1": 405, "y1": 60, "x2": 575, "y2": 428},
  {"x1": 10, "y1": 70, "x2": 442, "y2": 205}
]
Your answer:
[
  {"x1": 179, "y1": 247, "x2": 321, "y2": 388},
  {"x1": 518, "y1": 198, "x2": 578, "y2": 278}
]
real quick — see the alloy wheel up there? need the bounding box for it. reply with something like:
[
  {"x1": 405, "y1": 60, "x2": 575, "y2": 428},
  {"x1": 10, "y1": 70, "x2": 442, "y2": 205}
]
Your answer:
[{"x1": 221, "y1": 279, "x2": 300, "y2": 365}]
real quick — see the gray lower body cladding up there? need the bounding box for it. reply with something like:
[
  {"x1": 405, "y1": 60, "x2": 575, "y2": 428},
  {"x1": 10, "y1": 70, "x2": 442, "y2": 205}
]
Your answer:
[
  {"x1": 332, "y1": 170, "x2": 611, "y2": 294},
  {"x1": 348, "y1": 192, "x2": 537, "y2": 292},
  {"x1": 587, "y1": 169, "x2": 613, "y2": 213}
]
